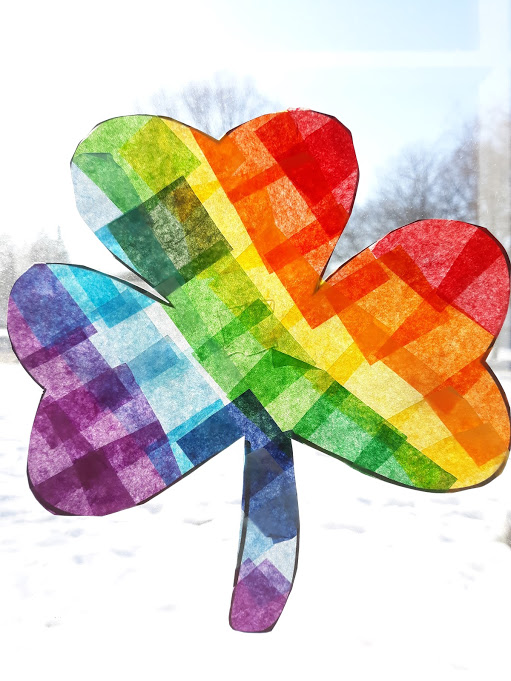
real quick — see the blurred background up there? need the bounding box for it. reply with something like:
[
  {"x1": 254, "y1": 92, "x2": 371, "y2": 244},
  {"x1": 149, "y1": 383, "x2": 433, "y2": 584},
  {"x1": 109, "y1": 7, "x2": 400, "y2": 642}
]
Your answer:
[{"x1": 2, "y1": 1, "x2": 511, "y2": 680}]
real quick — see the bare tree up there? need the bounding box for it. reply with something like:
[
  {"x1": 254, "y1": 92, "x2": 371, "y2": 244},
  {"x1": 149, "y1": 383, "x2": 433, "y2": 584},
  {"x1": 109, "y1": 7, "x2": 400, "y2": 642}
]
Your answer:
[
  {"x1": 147, "y1": 72, "x2": 278, "y2": 139},
  {"x1": 27, "y1": 226, "x2": 69, "y2": 267},
  {"x1": 0, "y1": 234, "x2": 17, "y2": 328},
  {"x1": 339, "y1": 123, "x2": 480, "y2": 263}
]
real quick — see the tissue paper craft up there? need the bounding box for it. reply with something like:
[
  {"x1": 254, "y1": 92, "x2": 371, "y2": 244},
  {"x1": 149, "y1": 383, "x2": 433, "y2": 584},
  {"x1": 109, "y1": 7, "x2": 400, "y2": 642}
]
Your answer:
[{"x1": 8, "y1": 111, "x2": 511, "y2": 632}]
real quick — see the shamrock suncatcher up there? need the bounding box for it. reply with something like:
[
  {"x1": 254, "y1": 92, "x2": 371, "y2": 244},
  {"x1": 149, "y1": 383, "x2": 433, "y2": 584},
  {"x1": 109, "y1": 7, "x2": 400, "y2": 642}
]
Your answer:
[{"x1": 8, "y1": 110, "x2": 511, "y2": 633}]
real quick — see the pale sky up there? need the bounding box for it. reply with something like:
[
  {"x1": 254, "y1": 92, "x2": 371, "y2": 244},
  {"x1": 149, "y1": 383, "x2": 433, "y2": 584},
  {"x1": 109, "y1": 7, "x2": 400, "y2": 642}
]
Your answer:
[{"x1": 2, "y1": 0, "x2": 509, "y2": 279}]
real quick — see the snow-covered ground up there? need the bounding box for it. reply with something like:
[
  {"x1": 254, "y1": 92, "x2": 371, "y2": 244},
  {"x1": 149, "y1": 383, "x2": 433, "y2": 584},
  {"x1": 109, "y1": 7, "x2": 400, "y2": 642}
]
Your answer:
[{"x1": 2, "y1": 360, "x2": 511, "y2": 681}]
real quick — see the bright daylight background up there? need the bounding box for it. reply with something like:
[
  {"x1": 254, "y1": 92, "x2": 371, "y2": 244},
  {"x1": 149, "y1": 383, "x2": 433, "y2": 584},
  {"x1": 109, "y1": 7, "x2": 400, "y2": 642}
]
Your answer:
[{"x1": 2, "y1": 1, "x2": 511, "y2": 680}]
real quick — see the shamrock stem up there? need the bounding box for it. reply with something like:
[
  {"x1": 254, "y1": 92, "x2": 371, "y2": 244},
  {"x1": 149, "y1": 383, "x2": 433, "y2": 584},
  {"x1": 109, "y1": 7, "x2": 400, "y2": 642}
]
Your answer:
[{"x1": 229, "y1": 434, "x2": 299, "y2": 632}]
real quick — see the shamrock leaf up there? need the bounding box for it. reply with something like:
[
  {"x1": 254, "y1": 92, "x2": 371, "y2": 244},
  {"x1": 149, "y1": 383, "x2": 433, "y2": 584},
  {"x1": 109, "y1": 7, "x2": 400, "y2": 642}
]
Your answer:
[{"x1": 8, "y1": 110, "x2": 511, "y2": 633}]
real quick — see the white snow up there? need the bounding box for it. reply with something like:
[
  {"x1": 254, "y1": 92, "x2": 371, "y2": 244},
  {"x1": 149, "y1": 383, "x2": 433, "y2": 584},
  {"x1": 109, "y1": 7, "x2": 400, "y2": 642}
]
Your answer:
[{"x1": 2, "y1": 360, "x2": 511, "y2": 681}]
